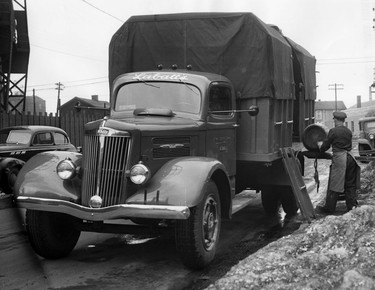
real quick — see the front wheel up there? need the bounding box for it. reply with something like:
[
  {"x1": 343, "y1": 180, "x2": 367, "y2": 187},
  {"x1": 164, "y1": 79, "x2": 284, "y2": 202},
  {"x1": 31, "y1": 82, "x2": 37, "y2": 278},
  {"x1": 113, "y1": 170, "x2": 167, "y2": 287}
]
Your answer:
[
  {"x1": 175, "y1": 181, "x2": 221, "y2": 270},
  {"x1": 26, "y1": 210, "x2": 81, "y2": 259}
]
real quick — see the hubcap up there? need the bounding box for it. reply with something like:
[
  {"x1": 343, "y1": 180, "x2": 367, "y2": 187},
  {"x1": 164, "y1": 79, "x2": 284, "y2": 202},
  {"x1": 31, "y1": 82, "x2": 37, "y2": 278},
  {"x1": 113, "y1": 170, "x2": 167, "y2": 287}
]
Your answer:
[{"x1": 202, "y1": 195, "x2": 219, "y2": 251}]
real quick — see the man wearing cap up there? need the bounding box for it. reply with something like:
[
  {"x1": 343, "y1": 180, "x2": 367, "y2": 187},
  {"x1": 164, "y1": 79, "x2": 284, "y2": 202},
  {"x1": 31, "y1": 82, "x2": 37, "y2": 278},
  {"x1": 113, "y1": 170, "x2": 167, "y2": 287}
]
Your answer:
[{"x1": 317, "y1": 111, "x2": 360, "y2": 213}]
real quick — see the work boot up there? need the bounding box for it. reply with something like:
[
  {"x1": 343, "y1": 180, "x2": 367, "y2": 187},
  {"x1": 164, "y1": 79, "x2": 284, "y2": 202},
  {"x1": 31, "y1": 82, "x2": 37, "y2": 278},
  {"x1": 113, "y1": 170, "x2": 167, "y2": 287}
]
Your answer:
[{"x1": 324, "y1": 190, "x2": 339, "y2": 213}]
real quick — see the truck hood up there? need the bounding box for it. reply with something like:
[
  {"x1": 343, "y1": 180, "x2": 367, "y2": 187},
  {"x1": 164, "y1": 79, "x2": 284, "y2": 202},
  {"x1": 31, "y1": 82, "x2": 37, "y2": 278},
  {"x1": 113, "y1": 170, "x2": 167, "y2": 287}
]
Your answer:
[{"x1": 85, "y1": 116, "x2": 204, "y2": 133}]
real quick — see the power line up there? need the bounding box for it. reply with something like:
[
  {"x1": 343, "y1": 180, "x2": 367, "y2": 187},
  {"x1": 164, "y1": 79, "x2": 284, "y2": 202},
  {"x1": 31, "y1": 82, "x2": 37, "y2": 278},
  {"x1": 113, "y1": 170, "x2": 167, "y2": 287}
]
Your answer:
[
  {"x1": 80, "y1": 0, "x2": 124, "y2": 23},
  {"x1": 30, "y1": 43, "x2": 107, "y2": 63}
]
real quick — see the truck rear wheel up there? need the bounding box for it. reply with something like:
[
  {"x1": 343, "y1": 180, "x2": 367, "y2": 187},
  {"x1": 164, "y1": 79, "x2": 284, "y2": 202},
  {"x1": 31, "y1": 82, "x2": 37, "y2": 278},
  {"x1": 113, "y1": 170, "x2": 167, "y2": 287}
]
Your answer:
[
  {"x1": 26, "y1": 210, "x2": 81, "y2": 259},
  {"x1": 261, "y1": 186, "x2": 280, "y2": 215},
  {"x1": 175, "y1": 181, "x2": 221, "y2": 270},
  {"x1": 280, "y1": 186, "x2": 298, "y2": 216}
]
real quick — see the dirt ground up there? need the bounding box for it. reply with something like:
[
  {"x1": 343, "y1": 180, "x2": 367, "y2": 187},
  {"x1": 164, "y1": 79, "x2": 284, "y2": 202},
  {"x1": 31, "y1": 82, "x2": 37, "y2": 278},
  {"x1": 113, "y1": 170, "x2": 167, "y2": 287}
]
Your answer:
[{"x1": 207, "y1": 161, "x2": 375, "y2": 290}]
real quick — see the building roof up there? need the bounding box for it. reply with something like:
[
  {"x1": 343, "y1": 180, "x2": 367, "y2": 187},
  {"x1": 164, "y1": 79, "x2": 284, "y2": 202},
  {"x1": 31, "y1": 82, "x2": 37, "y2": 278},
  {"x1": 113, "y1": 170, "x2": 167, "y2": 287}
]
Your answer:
[
  {"x1": 315, "y1": 100, "x2": 346, "y2": 110},
  {"x1": 60, "y1": 96, "x2": 109, "y2": 109},
  {"x1": 348, "y1": 100, "x2": 375, "y2": 109}
]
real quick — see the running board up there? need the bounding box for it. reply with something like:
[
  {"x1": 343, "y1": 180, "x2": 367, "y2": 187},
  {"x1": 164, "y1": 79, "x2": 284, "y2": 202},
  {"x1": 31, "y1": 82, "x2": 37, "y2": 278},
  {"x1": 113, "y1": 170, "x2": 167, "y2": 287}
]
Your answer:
[
  {"x1": 280, "y1": 148, "x2": 316, "y2": 222},
  {"x1": 231, "y1": 190, "x2": 257, "y2": 214}
]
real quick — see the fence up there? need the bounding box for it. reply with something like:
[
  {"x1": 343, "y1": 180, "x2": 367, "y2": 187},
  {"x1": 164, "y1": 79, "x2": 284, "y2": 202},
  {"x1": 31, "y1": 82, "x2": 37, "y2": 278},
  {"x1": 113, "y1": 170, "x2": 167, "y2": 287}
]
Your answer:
[{"x1": 0, "y1": 109, "x2": 108, "y2": 147}]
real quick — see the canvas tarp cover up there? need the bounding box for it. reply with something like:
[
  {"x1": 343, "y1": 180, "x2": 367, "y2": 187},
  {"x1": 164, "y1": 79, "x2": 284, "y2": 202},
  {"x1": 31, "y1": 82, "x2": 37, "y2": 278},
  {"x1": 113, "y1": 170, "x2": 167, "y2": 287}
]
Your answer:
[
  {"x1": 109, "y1": 13, "x2": 294, "y2": 103},
  {"x1": 286, "y1": 37, "x2": 316, "y2": 101}
]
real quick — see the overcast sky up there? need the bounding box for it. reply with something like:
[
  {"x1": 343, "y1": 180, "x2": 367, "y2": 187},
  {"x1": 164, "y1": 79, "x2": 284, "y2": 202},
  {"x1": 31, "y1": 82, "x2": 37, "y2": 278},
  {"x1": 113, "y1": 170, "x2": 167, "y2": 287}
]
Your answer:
[{"x1": 22, "y1": 0, "x2": 375, "y2": 113}]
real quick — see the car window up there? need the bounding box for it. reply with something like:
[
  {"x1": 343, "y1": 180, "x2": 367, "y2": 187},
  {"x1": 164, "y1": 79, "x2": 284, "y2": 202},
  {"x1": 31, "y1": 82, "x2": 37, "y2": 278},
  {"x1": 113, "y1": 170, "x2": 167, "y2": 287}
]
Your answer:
[
  {"x1": 6, "y1": 130, "x2": 32, "y2": 144},
  {"x1": 33, "y1": 132, "x2": 53, "y2": 145},
  {"x1": 54, "y1": 132, "x2": 69, "y2": 144},
  {"x1": 209, "y1": 86, "x2": 232, "y2": 116}
]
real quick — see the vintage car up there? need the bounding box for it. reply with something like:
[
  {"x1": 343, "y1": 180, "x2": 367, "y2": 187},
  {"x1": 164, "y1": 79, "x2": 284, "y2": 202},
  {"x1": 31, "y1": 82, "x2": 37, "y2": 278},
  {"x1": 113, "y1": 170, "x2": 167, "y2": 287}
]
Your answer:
[
  {"x1": 0, "y1": 125, "x2": 76, "y2": 194},
  {"x1": 358, "y1": 116, "x2": 375, "y2": 159}
]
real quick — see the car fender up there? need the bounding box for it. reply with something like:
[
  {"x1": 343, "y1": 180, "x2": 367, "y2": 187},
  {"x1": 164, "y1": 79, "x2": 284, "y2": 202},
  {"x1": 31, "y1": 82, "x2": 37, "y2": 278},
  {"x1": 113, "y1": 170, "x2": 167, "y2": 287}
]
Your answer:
[
  {"x1": 126, "y1": 157, "x2": 232, "y2": 210},
  {"x1": 358, "y1": 138, "x2": 373, "y2": 149},
  {"x1": 14, "y1": 151, "x2": 83, "y2": 202}
]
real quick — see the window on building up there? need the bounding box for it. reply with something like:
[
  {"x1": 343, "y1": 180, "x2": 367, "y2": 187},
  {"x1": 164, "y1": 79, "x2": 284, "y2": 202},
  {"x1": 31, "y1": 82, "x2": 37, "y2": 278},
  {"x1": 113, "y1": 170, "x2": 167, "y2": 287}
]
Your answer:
[{"x1": 315, "y1": 110, "x2": 322, "y2": 120}]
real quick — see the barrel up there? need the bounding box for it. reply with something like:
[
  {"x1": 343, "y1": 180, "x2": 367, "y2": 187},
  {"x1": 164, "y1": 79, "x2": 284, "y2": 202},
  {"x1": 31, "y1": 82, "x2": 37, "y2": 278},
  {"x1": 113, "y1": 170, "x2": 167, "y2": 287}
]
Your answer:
[{"x1": 302, "y1": 123, "x2": 329, "y2": 151}]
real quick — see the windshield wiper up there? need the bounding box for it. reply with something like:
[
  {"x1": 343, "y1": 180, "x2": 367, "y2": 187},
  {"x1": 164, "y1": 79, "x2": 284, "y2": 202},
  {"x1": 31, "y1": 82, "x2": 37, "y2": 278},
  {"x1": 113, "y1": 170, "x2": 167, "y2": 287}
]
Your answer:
[
  {"x1": 178, "y1": 79, "x2": 199, "y2": 95},
  {"x1": 136, "y1": 78, "x2": 160, "y2": 88}
]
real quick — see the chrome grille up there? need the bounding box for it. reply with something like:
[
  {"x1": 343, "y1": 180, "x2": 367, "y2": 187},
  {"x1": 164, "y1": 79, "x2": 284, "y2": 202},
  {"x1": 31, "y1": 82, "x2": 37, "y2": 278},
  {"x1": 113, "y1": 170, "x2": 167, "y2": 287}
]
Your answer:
[{"x1": 82, "y1": 135, "x2": 130, "y2": 207}]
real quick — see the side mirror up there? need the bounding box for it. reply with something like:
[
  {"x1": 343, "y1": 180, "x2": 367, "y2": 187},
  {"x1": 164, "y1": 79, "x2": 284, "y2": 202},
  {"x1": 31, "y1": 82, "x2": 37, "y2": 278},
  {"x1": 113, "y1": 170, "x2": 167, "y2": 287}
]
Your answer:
[{"x1": 248, "y1": 105, "x2": 259, "y2": 116}]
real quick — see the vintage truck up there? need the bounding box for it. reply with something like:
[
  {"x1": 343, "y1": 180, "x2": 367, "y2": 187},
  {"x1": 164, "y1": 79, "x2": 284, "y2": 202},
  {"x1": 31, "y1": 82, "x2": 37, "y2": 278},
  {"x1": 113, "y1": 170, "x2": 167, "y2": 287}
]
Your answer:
[
  {"x1": 14, "y1": 13, "x2": 316, "y2": 269},
  {"x1": 358, "y1": 116, "x2": 375, "y2": 159}
]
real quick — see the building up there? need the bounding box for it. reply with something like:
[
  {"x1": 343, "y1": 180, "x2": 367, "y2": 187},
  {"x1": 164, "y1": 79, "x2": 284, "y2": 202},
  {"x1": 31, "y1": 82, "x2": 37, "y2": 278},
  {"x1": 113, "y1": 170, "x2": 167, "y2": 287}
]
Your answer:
[
  {"x1": 314, "y1": 100, "x2": 347, "y2": 128},
  {"x1": 8, "y1": 95, "x2": 46, "y2": 114},
  {"x1": 59, "y1": 95, "x2": 110, "y2": 117}
]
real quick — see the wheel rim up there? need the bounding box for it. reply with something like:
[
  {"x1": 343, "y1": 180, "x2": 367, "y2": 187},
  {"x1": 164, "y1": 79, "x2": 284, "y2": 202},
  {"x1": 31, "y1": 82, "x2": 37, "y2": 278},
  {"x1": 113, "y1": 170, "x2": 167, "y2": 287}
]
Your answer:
[{"x1": 202, "y1": 194, "x2": 219, "y2": 251}]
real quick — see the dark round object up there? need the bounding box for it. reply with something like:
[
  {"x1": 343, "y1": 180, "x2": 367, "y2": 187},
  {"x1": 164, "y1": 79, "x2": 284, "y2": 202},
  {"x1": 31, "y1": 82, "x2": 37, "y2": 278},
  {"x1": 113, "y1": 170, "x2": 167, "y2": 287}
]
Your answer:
[{"x1": 302, "y1": 124, "x2": 328, "y2": 151}]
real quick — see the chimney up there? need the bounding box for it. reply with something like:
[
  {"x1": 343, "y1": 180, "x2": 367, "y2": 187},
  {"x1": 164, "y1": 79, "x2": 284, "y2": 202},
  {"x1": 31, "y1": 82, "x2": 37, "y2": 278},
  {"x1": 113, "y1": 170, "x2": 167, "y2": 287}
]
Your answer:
[
  {"x1": 91, "y1": 95, "x2": 99, "y2": 102},
  {"x1": 357, "y1": 95, "x2": 361, "y2": 108}
]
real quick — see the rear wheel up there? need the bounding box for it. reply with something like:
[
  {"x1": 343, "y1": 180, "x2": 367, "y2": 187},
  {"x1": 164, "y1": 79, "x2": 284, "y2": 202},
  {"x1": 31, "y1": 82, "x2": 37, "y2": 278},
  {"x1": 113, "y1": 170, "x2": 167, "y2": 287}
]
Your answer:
[
  {"x1": 279, "y1": 186, "x2": 298, "y2": 216},
  {"x1": 261, "y1": 186, "x2": 280, "y2": 215},
  {"x1": 26, "y1": 210, "x2": 81, "y2": 259},
  {"x1": 175, "y1": 181, "x2": 221, "y2": 270}
]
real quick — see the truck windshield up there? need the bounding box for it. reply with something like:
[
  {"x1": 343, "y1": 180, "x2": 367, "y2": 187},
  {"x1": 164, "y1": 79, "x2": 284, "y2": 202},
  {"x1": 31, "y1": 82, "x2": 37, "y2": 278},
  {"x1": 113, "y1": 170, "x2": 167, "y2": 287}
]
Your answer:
[
  {"x1": 365, "y1": 121, "x2": 375, "y2": 130},
  {"x1": 115, "y1": 82, "x2": 201, "y2": 114}
]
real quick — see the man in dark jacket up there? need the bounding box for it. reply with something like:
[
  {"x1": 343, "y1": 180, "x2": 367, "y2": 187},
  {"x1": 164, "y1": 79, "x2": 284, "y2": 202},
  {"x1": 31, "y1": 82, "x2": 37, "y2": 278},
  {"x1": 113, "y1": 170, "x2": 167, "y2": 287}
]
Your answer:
[{"x1": 318, "y1": 111, "x2": 360, "y2": 213}]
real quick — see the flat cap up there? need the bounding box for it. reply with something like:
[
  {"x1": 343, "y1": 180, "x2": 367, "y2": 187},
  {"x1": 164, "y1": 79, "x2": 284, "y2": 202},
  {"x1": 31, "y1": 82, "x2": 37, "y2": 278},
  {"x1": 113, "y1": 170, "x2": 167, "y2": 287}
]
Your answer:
[{"x1": 333, "y1": 111, "x2": 347, "y2": 120}]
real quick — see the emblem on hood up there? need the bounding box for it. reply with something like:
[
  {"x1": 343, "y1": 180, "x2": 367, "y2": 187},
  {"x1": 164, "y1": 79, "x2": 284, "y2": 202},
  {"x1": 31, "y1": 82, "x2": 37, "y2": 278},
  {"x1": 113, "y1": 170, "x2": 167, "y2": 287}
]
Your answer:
[{"x1": 159, "y1": 144, "x2": 184, "y2": 149}]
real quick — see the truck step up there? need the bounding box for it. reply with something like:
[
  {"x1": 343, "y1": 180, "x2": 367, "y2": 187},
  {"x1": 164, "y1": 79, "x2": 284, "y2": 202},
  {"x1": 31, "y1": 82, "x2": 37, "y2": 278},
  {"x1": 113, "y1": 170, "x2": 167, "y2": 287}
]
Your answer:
[{"x1": 231, "y1": 190, "x2": 257, "y2": 214}]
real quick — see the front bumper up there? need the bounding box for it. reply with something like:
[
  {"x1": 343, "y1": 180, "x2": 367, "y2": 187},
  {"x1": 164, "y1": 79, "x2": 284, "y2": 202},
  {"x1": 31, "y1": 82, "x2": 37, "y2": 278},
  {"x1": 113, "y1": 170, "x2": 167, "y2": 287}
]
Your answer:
[{"x1": 16, "y1": 196, "x2": 190, "y2": 221}]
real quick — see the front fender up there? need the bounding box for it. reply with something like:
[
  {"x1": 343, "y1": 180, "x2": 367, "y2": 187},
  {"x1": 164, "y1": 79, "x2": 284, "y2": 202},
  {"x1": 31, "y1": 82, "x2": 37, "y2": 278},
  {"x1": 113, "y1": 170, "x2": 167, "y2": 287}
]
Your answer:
[
  {"x1": 358, "y1": 138, "x2": 373, "y2": 148},
  {"x1": 14, "y1": 151, "x2": 83, "y2": 202},
  {"x1": 127, "y1": 157, "x2": 230, "y2": 208}
]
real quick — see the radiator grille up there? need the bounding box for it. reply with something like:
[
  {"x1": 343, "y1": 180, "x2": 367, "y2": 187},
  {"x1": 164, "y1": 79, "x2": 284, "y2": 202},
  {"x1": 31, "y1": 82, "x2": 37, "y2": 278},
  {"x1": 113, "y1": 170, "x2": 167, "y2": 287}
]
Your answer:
[{"x1": 82, "y1": 135, "x2": 130, "y2": 207}]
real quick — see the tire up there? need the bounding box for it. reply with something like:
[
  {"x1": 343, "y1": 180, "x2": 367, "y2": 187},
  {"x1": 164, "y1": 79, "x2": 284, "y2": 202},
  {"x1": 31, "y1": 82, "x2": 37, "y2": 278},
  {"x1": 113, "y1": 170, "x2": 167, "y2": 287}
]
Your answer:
[
  {"x1": 26, "y1": 210, "x2": 81, "y2": 259},
  {"x1": 261, "y1": 186, "x2": 280, "y2": 215},
  {"x1": 175, "y1": 181, "x2": 221, "y2": 270},
  {"x1": 279, "y1": 186, "x2": 298, "y2": 216}
]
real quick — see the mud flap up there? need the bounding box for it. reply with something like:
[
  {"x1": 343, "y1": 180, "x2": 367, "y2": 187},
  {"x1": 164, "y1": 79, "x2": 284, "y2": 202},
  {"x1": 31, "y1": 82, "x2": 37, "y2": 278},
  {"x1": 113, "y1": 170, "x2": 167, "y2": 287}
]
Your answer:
[{"x1": 280, "y1": 148, "x2": 316, "y2": 222}]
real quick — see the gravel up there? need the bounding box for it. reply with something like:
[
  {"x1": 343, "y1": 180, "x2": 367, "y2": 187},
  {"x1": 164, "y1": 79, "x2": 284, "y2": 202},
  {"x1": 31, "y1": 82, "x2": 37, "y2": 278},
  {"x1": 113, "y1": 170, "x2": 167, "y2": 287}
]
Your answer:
[{"x1": 207, "y1": 161, "x2": 375, "y2": 290}]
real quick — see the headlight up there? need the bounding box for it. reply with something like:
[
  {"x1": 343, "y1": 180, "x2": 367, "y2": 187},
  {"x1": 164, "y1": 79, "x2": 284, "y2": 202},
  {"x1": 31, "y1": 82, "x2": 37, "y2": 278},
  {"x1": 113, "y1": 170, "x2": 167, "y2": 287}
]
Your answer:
[
  {"x1": 130, "y1": 163, "x2": 150, "y2": 184},
  {"x1": 57, "y1": 159, "x2": 77, "y2": 180},
  {"x1": 370, "y1": 134, "x2": 374, "y2": 140}
]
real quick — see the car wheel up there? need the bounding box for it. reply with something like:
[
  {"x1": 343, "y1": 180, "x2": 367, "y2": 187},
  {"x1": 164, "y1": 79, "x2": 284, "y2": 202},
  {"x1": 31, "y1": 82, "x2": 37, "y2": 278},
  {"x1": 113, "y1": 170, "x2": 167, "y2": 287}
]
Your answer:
[
  {"x1": 26, "y1": 210, "x2": 81, "y2": 259},
  {"x1": 175, "y1": 181, "x2": 221, "y2": 270},
  {"x1": 261, "y1": 186, "x2": 280, "y2": 215}
]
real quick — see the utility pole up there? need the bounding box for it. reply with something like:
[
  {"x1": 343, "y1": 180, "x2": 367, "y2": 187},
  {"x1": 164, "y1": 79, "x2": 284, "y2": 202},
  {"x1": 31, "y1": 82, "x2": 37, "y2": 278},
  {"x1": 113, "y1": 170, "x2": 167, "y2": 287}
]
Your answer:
[
  {"x1": 33, "y1": 88, "x2": 35, "y2": 114},
  {"x1": 55, "y1": 82, "x2": 64, "y2": 117},
  {"x1": 328, "y1": 83, "x2": 344, "y2": 111}
]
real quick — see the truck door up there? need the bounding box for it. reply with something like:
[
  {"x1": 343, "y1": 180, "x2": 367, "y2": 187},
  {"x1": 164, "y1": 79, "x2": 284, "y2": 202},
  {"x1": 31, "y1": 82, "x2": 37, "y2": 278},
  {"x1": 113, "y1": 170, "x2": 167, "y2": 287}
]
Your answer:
[{"x1": 206, "y1": 83, "x2": 236, "y2": 176}]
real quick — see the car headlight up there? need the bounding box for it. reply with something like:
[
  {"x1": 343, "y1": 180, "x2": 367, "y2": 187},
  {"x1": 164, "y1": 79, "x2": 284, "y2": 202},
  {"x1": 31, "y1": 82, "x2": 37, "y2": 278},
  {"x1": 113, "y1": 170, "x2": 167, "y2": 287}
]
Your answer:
[
  {"x1": 130, "y1": 163, "x2": 150, "y2": 184},
  {"x1": 57, "y1": 159, "x2": 77, "y2": 180},
  {"x1": 370, "y1": 134, "x2": 374, "y2": 140}
]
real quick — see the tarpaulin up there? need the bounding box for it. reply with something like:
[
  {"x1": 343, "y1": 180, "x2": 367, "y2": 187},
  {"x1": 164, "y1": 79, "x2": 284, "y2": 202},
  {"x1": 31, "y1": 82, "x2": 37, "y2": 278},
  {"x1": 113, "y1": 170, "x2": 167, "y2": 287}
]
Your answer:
[{"x1": 109, "y1": 13, "x2": 305, "y2": 102}]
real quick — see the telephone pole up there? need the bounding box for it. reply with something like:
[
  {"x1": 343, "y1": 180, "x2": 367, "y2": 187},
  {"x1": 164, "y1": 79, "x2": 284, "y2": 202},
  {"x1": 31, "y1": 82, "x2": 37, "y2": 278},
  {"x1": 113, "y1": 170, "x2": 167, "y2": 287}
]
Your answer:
[
  {"x1": 55, "y1": 82, "x2": 64, "y2": 116},
  {"x1": 328, "y1": 83, "x2": 344, "y2": 111}
]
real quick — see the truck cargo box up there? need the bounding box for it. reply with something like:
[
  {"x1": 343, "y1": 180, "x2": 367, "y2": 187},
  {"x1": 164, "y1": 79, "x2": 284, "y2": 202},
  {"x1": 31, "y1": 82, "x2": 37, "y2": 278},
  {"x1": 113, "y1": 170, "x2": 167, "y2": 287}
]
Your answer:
[{"x1": 109, "y1": 12, "x2": 316, "y2": 162}]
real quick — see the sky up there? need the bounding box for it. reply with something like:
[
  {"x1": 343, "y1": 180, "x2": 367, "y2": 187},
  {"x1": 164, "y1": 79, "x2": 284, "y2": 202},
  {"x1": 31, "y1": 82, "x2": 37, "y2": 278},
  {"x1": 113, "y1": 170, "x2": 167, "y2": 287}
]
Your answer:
[{"x1": 17, "y1": 0, "x2": 375, "y2": 113}]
